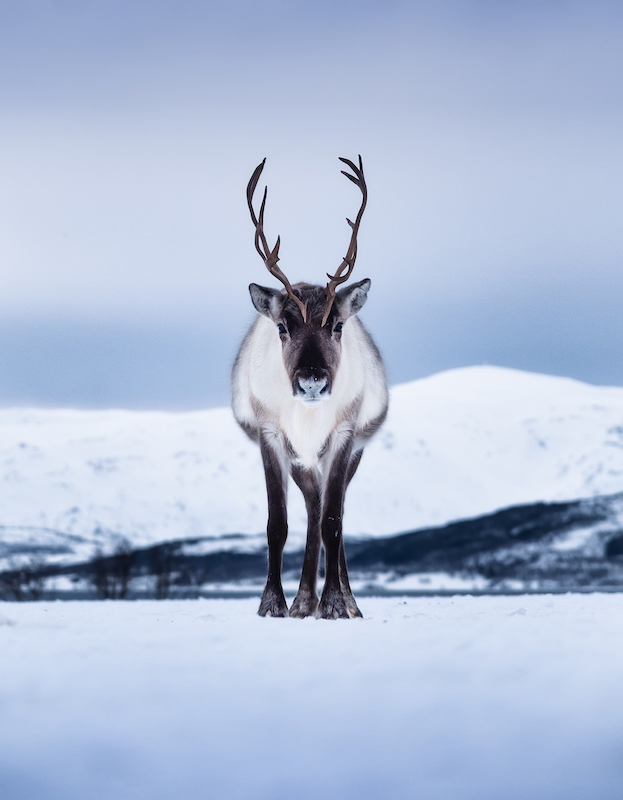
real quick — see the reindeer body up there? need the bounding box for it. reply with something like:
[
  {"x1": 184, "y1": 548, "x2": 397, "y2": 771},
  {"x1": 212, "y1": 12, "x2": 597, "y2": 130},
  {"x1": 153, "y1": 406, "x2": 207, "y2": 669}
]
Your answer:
[
  {"x1": 233, "y1": 287, "x2": 387, "y2": 467},
  {"x1": 232, "y1": 158, "x2": 388, "y2": 618}
]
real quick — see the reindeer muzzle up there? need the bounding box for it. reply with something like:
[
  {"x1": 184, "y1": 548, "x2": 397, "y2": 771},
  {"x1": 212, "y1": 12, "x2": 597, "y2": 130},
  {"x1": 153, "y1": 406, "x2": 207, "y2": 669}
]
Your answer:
[{"x1": 296, "y1": 375, "x2": 329, "y2": 403}]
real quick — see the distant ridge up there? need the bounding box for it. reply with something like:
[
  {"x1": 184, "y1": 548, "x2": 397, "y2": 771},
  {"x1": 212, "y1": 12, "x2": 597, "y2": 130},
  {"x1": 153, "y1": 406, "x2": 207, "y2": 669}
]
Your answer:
[{"x1": 4, "y1": 492, "x2": 623, "y2": 597}]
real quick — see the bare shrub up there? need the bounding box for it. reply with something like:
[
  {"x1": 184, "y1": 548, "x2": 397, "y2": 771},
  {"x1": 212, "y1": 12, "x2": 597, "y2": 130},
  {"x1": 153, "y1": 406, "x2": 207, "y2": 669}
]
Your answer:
[
  {"x1": 150, "y1": 543, "x2": 177, "y2": 599},
  {"x1": 0, "y1": 555, "x2": 48, "y2": 601},
  {"x1": 89, "y1": 539, "x2": 136, "y2": 599}
]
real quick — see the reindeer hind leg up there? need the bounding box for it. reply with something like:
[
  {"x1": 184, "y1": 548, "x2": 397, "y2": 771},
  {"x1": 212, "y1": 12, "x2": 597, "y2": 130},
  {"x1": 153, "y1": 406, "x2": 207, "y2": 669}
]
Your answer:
[
  {"x1": 338, "y1": 540, "x2": 362, "y2": 618},
  {"x1": 289, "y1": 465, "x2": 321, "y2": 618},
  {"x1": 338, "y1": 448, "x2": 364, "y2": 617}
]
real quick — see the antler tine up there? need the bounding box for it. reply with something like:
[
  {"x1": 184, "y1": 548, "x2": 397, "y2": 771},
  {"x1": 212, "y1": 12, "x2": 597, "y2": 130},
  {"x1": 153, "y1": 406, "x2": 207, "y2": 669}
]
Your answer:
[
  {"x1": 321, "y1": 155, "x2": 367, "y2": 327},
  {"x1": 246, "y1": 159, "x2": 308, "y2": 322}
]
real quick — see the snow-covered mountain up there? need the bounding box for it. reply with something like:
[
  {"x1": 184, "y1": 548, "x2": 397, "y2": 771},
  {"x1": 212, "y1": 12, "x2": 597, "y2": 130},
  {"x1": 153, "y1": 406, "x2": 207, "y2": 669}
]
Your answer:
[{"x1": 2, "y1": 365, "x2": 623, "y2": 568}]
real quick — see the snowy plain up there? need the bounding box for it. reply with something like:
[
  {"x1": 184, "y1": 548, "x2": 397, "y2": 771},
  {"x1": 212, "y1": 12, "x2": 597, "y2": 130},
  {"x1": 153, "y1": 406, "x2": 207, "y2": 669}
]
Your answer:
[
  {"x1": 3, "y1": 365, "x2": 623, "y2": 565},
  {"x1": 1, "y1": 594, "x2": 623, "y2": 800}
]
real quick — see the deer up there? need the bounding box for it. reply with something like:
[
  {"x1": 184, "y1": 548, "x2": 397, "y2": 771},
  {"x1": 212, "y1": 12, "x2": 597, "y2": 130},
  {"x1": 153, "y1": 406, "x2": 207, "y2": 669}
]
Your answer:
[{"x1": 231, "y1": 156, "x2": 388, "y2": 619}]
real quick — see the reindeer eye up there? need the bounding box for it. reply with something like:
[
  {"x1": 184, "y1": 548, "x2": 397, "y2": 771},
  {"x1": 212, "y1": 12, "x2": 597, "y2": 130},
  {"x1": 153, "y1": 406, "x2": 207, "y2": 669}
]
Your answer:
[
  {"x1": 277, "y1": 323, "x2": 287, "y2": 335},
  {"x1": 334, "y1": 322, "x2": 343, "y2": 334}
]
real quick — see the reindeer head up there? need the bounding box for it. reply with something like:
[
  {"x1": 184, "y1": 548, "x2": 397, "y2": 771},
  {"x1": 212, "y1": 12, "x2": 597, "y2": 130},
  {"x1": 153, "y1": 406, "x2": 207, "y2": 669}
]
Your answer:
[
  {"x1": 249, "y1": 280, "x2": 371, "y2": 402},
  {"x1": 246, "y1": 157, "x2": 370, "y2": 403}
]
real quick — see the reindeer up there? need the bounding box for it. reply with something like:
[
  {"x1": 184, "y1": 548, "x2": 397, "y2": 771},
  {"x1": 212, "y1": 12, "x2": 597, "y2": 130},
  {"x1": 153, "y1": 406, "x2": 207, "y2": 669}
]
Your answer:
[{"x1": 231, "y1": 157, "x2": 388, "y2": 619}]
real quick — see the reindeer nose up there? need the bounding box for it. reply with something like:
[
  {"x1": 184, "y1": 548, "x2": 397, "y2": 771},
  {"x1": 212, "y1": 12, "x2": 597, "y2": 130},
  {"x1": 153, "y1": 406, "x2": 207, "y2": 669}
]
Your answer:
[{"x1": 298, "y1": 375, "x2": 328, "y2": 400}]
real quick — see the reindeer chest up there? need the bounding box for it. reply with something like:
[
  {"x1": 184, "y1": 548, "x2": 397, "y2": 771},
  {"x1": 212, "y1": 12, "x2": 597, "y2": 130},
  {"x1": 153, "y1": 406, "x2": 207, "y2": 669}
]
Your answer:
[{"x1": 279, "y1": 403, "x2": 341, "y2": 469}]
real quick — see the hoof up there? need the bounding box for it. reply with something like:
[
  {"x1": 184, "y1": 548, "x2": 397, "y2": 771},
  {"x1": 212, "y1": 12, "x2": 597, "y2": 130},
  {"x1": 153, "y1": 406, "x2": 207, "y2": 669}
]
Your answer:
[
  {"x1": 317, "y1": 585, "x2": 351, "y2": 620},
  {"x1": 345, "y1": 595, "x2": 363, "y2": 618},
  {"x1": 289, "y1": 590, "x2": 319, "y2": 618},
  {"x1": 258, "y1": 587, "x2": 289, "y2": 618}
]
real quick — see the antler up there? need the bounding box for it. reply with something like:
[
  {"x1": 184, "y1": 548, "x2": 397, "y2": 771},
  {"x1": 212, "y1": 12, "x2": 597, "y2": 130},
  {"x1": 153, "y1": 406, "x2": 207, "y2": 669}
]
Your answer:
[
  {"x1": 321, "y1": 155, "x2": 368, "y2": 327},
  {"x1": 246, "y1": 159, "x2": 308, "y2": 322}
]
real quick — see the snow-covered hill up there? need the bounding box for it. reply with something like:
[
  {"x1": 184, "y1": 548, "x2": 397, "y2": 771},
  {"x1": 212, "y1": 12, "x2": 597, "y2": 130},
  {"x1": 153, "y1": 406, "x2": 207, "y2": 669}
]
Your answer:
[{"x1": 2, "y1": 366, "x2": 623, "y2": 562}]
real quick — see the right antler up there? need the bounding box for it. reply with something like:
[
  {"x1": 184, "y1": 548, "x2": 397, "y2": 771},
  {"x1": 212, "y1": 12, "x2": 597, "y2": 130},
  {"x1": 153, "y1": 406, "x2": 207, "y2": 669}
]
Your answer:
[
  {"x1": 246, "y1": 159, "x2": 308, "y2": 322},
  {"x1": 321, "y1": 155, "x2": 367, "y2": 327}
]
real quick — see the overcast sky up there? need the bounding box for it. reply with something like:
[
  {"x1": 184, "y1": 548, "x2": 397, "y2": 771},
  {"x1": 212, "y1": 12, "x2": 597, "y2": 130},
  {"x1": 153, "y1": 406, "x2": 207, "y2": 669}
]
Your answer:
[{"x1": 1, "y1": 0, "x2": 622, "y2": 408}]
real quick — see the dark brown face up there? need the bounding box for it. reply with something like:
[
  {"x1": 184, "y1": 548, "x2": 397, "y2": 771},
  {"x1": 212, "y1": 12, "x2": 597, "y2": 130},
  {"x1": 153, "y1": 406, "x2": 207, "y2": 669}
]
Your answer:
[
  {"x1": 278, "y1": 297, "x2": 342, "y2": 402},
  {"x1": 249, "y1": 280, "x2": 371, "y2": 404}
]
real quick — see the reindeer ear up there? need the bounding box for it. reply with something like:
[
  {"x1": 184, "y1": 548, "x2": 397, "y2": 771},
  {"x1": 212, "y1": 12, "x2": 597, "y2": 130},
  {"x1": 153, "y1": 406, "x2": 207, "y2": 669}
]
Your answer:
[
  {"x1": 249, "y1": 284, "x2": 283, "y2": 319},
  {"x1": 335, "y1": 278, "x2": 371, "y2": 319}
]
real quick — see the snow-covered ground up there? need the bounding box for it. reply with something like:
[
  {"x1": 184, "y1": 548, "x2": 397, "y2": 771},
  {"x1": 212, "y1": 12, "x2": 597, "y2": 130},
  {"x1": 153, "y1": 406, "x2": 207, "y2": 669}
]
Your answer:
[
  {"x1": 1, "y1": 594, "x2": 623, "y2": 800},
  {"x1": 2, "y1": 366, "x2": 623, "y2": 561}
]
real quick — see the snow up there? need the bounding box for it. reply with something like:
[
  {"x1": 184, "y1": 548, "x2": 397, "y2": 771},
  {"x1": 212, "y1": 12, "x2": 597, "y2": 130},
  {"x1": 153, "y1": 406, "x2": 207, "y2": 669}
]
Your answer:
[
  {"x1": 1, "y1": 594, "x2": 623, "y2": 799},
  {"x1": 378, "y1": 366, "x2": 623, "y2": 530},
  {"x1": 3, "y1": 366, "x2": 623, "y2": 560}
]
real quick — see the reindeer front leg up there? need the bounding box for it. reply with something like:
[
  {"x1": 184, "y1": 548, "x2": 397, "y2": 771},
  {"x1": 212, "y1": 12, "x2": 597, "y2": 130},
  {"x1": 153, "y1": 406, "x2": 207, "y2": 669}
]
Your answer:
[
  {"x1": 318, "y1": 435, "x2": 361, "y2": 619},
  {"x1": 258, "y1": 428, "x2": 289, "y2": 617}
]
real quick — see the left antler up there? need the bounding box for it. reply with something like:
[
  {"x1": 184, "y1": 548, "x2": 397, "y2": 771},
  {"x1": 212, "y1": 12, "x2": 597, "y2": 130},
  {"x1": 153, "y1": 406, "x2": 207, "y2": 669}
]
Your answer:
[
  {"x1": 321, "y1": 155, "x2": 368, "y2": 327},
  {"x1": 247, "y1": 159, "x2": 308, "y2": 322}
]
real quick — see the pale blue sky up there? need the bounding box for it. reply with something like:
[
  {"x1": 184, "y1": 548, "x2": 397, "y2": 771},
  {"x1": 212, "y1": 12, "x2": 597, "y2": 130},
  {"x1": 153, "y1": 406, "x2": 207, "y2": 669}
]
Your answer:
[{"x1": 1, "y1": 1, "x2": 622, "y2": 407}]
